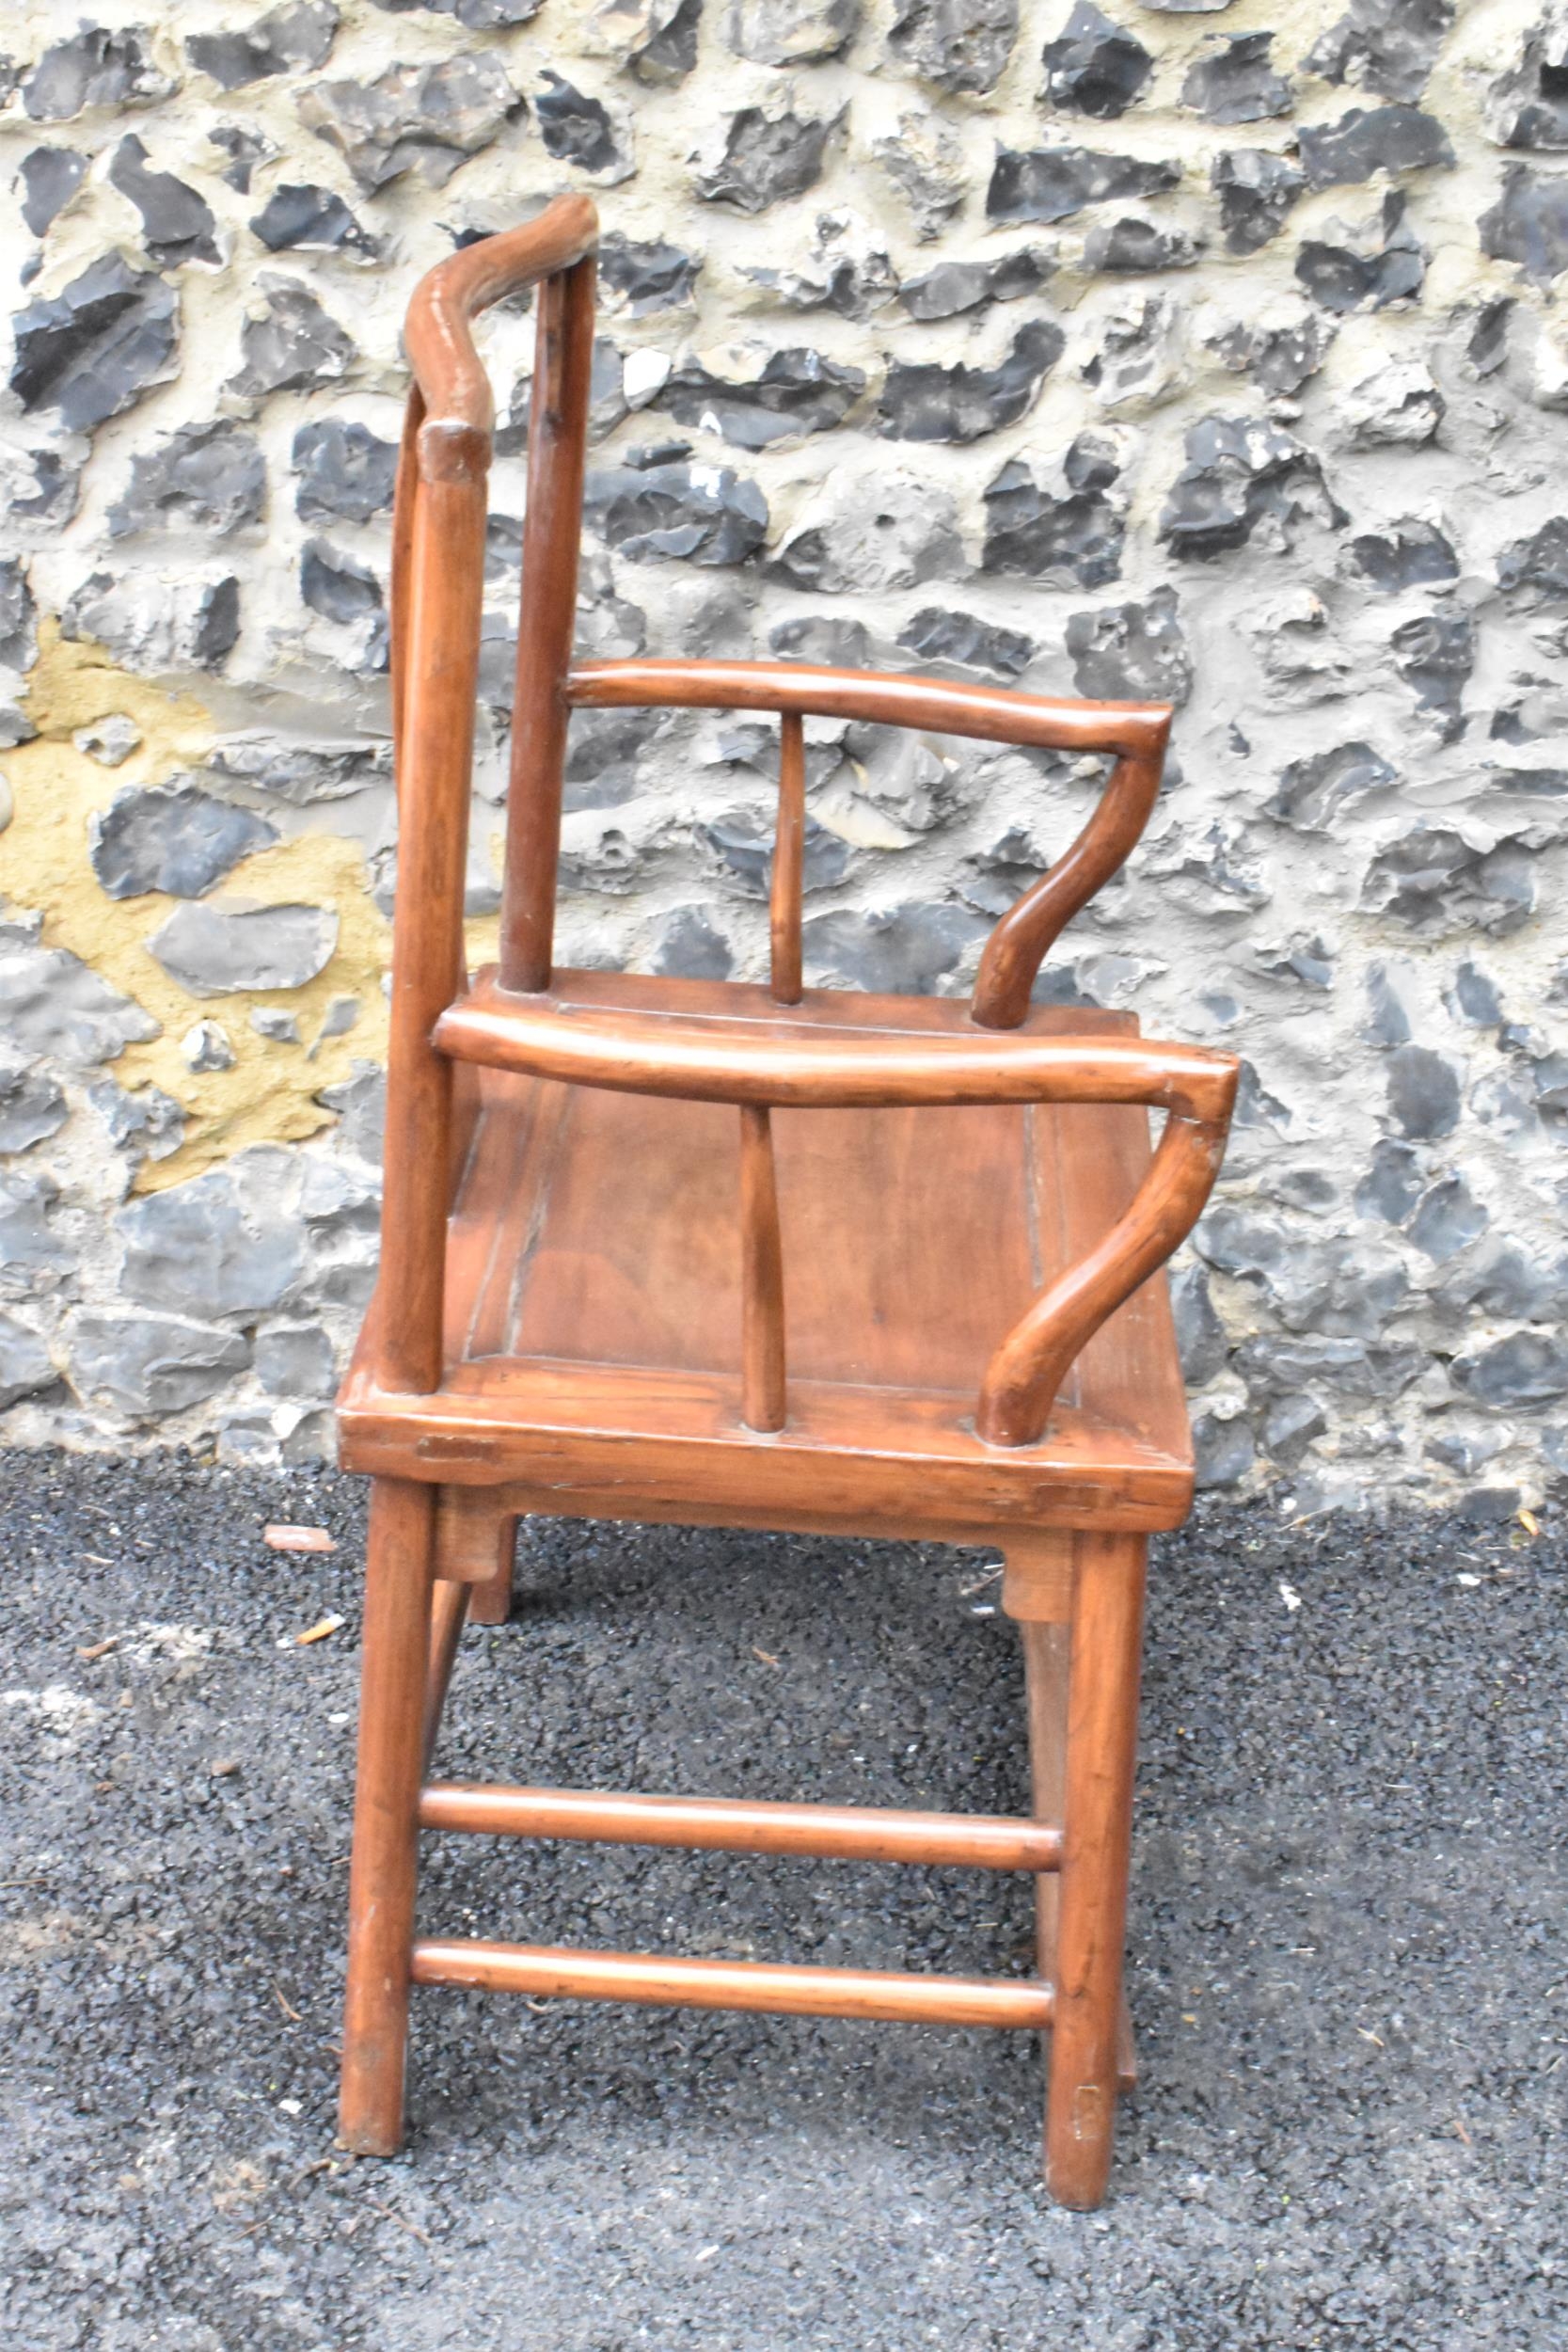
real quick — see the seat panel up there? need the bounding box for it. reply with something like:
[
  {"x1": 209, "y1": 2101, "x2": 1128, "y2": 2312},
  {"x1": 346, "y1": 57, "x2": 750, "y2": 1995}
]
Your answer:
[{"x1": 341, "y1": 971, "x2": 1192, "y2": 1527}]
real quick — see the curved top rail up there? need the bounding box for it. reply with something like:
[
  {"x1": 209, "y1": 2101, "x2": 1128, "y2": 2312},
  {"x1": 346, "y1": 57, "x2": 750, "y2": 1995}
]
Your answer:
[
  {"x1": 569, "y1": 657, "x2": 1171, "y2": 760},
  {"x1": 404, "y1": 194, "x2": 599, "y2": 438},
  {"x1": 435, "y1": 977, "x2": 1240, "y2": 1124}
]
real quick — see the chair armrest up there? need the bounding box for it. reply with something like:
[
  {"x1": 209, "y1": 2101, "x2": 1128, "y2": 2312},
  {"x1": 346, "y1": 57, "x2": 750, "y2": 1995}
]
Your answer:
[
  {"x1": 567, "y1": 657, "x2": 1169, "y2": 760},
  {"x1": 435, "y1": 975, "x2": 1236, "y2": 1121}
]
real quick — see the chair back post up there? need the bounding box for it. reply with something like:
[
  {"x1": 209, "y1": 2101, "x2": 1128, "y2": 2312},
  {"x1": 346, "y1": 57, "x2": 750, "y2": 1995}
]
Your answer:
[
  {"x1": 499, "y1": 252, "x2": 597, "y2": 994},
  {"x1": 375, "y1": 410, "x2": 490, "y2": 1392}
]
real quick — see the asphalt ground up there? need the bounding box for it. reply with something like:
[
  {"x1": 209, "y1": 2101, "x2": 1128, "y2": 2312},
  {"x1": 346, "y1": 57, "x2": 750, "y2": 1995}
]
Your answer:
[{"x1": 2, "y1": 1446, "x2": 1563, "y2": 2350}]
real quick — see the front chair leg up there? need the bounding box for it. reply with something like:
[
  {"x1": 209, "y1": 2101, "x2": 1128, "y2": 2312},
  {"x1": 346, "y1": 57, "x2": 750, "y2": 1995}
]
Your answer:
[
  {"x1": 340, "y1": 1476, "x2": 436, "y2": 2156},
  {"x1": 1045, "y1": 1531, "x2": 1148, "y2": 2209}
]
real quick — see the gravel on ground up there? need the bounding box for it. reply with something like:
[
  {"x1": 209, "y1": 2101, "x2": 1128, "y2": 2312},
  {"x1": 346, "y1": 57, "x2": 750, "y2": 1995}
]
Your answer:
[{"x1": 1, "y1": 1447, "x2": 1563, "y2": 2350}]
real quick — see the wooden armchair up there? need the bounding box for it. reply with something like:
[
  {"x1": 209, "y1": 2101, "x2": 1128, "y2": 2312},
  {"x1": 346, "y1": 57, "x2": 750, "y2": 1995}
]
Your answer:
[{"x1": 335, "y1": 195, "x2": 1239, "y2": 2208}]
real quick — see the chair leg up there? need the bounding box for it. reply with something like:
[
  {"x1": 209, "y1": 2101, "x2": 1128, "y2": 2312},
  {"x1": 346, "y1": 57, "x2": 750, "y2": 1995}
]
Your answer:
[
  {"x1": 339, "y1": 1476, "x2": 436, "y2": 2157},
  {"x1": 467, "y1": 1513, "x2": 518, "y2": 1626},
  {"x1": 1045, "y1": 1530, "x2": 1148, "y2": 2210}
]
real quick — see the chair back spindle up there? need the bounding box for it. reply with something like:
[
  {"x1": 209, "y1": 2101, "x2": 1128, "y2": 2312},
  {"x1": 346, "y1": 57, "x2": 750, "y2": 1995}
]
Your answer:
[
  {"x1": 769, "y1": 713, "x2": 805, "y2": 1007},
  {"x1": 500, "y1": 251, "x2": 597, "y2": 995}
]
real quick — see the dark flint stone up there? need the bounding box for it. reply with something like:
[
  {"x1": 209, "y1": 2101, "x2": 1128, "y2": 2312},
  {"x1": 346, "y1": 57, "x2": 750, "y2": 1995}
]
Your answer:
[
  {"x1": 723, "y1": 0, "x2": 858, "y2": 65},
  {"x1": 23, "y1": 26, "x2": 168, "y2": 119},
  {"x1": 89, "y1": 786, "x2": 277, "y2": 900},
  {"x1": 989, "y1": 143, "x2": 1180, "y2": 222},
  {"x1": 498, "y1": 338, "x2": 626, "y2": 453},
  {"x1": 598, "y1": 233, "x2": 701, "y2": 314},
  {"x1": 0, "y1": 561, "x2": 37, "y2": 672},
  {"x1": 1485, "y1": 12, "x2": 1568, "y2": 151},
  {"x1": 20, "y1": 147, "x2": 87, "y2": 235},
  {"x1": 631, "y1": 0, "x2": 703, "y2": 82},
  {"x1": 1454, "y1": 1331, "x2": 1568, "y2": 1406},
  {"x1": 1169, "y1": 1262, "x2": 1227, "y2": 1382},
  {"x1": 563, "y1": 708, "x2": 663, "y2": 811},
  {"x1": 1466, "y1": 296, "x2": 1511, "y2": 374},
  {"x1": 890, "y1": 0, "x2": 1018, "y2": 94},
  {"x1": 699, "y1": 107, "x2": 838, "y2": 211},
  {"x1": 1392, "y1": 611, "x2": 1472, "y2": 736},
  {"x1": 1039, "y1": 2, "x2": 1152, "y2": 119},
  {"x1": 878, "y1": 321, "x2": 1064, "y2": 442},
  {"x1": 209, "y1": 126, "x2": 274, "y2": 194},
  {"x1": 372, "y1": 0, "x2": 543, "y2": 18},
  {"x1": 1083, "y1": 216, "x2": 1201, "y2": 270},
  {"x1": 535, "y1": 72, "x2": 622, "y2": 175},
  {"x1": 229, "y1": 279, "x2": 355, "y2": 398},
  {"x1": 1295, "y1": 189, "x2": 1425, "y2": 311},
  {"x1": 585, "y1": 462, "x2": 768, "y2": 565},
  {"x1": 1159, "y1": 414, "x2": 1341, "y2": 560},
  {"x1": 623, "y1": 437, "x2": 693, "y2": 469},
  {"x1": 109, "y1": 421, "x2": 265, "y2": 539},
  {"x1": 705, "y1": 812, "x2": 849, "y2": 896},
  {"x1": 1211, "y1": 148, "x2": 1306, "y2": 251},
  {"x1": 1354, "y1": 1136, "x2": 1424, "y2": 1223},
  {"x1": 186, "y1": 0, "x2": 340, "y2": 88},
  {"x1": 1306, "y1": 0, "x2": 1452, "y2": 106},
  {"x1": 0, "y1": 1061, "x2": 68, "y2": 1156},
  {"x1": 1450, "y1": 959, "x2": 1503, "y2": 1026},
  {"x1": 302, "y1": 55, "x2": 519, "y2": 193},
  {"x1": 1497, "y1": 515, "x2": 1568, "y2": 602},
  {"x1": 1362, "y1": 825, "x2": 1534, "y2": 934},
  {"x1": 301, "y1": 538, "x2": 383, "y2": 623},
  {"x1": 1297, "y1": 103, "x2": 1454, "y2": 186},
  {"x1": 1480, "y1": 165, "x2": 1568, "y2": 281},
  {"x1": 897, "y1": 608, "x2": 1034, "y2": 678},
  {"x1": 660, "y1": 349, "x2": 865, "y2": 448},
  {"x1": 1350, "y1": 516, "x2": 1456, "y2": 592},
  {"x1": 1066, "y1": 586, "x2": 1191, "y2": 703},
  {"x1": 251, "y1": 184, "x2": 376, "y2": 256},
  {"x1": 800, "y1": 902, "x2": 988, "y2": 992},
  {"x1": 1362, "y1": 958, "x2": 1416, "y2": 1045},
  {"x1": 1193, "y1": 1412, "x2": 1256, "y2": 1487},
  {"x1": 9, "y1": 254, "x2": 177, "y2": 433},
  {"x1": 1409, "y1": 1173, "x2": 1487, "y2": 1263},
  {"x1": 981, "y1": 447, "x2": 1124, "y2": 587},
  {"x1": 652, "y1": 908, "x2": 733, "y2": 979},
  {"x1": 1270, "y1": 740, "x2": 1395, "y2": 830},
  {"x1": 768, "y1": 615, "x2": 872, "y2": 665},
  {"x1": 195, "y1": 580, "x2": 242, "y2": 669},
  {"x1": 1181, "y1": 32, "x2": 1291, "y2": 123},
  {"x1": 899, "y1": 248, "x2": 1053, "y2": 320},
  {"x1": 1213, "y1": 313, "x2": 1335, "y2": 395},
  {"x1": 292, "y1": 421, "x2": 397, "y2": 523},
  {"x1": 107, "y1": 135, "x2": 219, "y2": 268}
]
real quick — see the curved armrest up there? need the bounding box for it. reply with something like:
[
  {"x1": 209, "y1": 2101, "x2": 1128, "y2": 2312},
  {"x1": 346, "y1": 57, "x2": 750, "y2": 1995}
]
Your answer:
[
  {"x1": 567, "y1": 657, "x2": 1169, "y2": 760},
  {"x1": 977, "y1": 1097, "x2": 1232, "y2": 1450},
  {"x1": 404, "y1": 194, "x2": 599, "y2": 446},
  {"x1": 435, "y1": 976, "x2": 1237, "y2": 1120}
]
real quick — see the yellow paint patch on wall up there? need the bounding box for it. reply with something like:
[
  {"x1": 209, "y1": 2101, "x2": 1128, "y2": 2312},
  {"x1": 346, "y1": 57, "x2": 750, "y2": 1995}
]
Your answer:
[{"x1": 0, "y1": 628, "x2": 393, "y2": 1191}]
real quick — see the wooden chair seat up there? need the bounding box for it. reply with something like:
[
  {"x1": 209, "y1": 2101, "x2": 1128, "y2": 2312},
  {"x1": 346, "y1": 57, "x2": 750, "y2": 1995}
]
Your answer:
[{"x1": 340, "y1": 968, "x2": 1193, "y2": 1539}]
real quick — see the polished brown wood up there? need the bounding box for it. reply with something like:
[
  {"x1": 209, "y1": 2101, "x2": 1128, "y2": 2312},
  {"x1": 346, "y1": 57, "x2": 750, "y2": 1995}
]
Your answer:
[
  {"x1": 419, "y1": 1783, "x2": 1063, "y2": 1871},
  {"x1": 422, "y1": 1577, "x2": 469, "y2": 1775},
  {"x1": 336, "y1": 206, "x2": 1240, "y2": 2208},
  {"x1": 500, "y1": 251, "x2": 596, "y2": 993},
  {"x1": 410, "y1": 1940, "x2": 1056, "y2": 2029},
  {"x1": 340, "y1": 1478, "x2": 436, "y2": 2153},
  {"x1": 738, "y1": 1104, "x2": 786, "y2": 1430},
  {"x1": 770, "y1": 710, "x2": 805, "y2": 1005},
  {"x1": 1046, "y1": 1532, "x2": 1148, "y2": 2208}
]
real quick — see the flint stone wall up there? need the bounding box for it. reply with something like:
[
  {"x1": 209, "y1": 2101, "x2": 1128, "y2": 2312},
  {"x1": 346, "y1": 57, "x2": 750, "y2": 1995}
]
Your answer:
[{"x1": 1, "y1": 0, "x2": 1565, "y2": 1515}]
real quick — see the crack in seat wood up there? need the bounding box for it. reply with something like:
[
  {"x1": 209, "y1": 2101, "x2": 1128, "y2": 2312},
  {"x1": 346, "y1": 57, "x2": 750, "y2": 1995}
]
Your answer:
[{"x1": 334, "y1": 195, "x2": 1241, "y2": 2210}]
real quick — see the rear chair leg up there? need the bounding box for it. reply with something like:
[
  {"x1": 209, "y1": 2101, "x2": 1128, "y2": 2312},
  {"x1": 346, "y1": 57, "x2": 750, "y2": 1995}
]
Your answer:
[
  {"x1": 340, "y1": 1477, "x2": 436, "y2": 2156},
  {"x1": 468, "y1": 1513, "x2": 518, "y2": 1625},
  {"x1": 1044, "y1": 1531, "x2": 1148, "y2": 2210}
]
